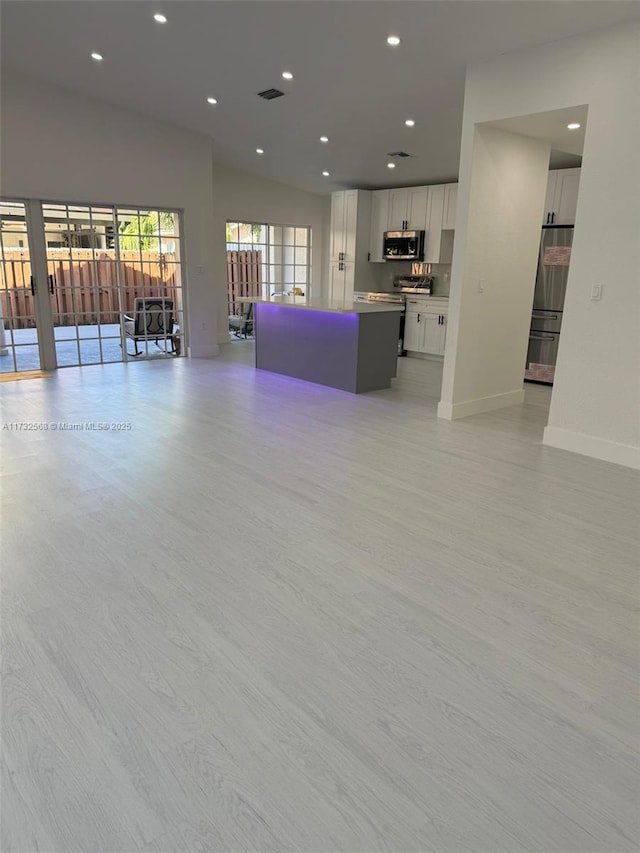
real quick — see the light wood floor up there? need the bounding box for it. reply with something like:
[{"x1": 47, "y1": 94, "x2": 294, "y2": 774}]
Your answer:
[{"x1": 2, "y1": 345, "x2": 638, "y2": 853}]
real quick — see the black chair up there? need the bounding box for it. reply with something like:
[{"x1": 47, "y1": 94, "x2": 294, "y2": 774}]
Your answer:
[
  {"x1": 228, "y1": 302, "x2": 254, "y2": 338},
  {"x1": 124, "y1": 298, "x2": 176, "y2": 356}
]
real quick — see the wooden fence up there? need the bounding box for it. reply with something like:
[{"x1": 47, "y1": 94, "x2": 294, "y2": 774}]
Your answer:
[
  {"x1": 0, "y1": 250, "x2": 180, "y2": 329},
  {"x1": 1, "y1": 249, "x2": 263, "y2": 328},
  {"x1": 227, "y1": 250, "x2": 262, "y2": 315}
]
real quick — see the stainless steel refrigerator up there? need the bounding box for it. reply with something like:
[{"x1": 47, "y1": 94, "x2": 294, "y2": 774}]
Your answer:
[{"x1": 524, "y1": 225, "x2": 574, "y2": 385}]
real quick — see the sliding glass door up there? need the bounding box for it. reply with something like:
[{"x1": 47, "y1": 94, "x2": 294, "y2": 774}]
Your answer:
[
  {"x1": 0, "y1": 200, "x2": 42, "y2": 373},
  {"x1": 0, "y1": 198, "x2": 185, "y2": 371},
  {"x1": 43, "y1": 203, "x2": 123, "y2": 367}
]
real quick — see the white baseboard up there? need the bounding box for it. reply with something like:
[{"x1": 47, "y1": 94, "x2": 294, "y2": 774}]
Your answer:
[
  {"x1": 187, "y1": 343, "x2": 220, "y2": 358},
  {"x1": 406, "y1": 352, "x2": 444, "y2": 362},
  {"x1": 437, "y1": 389, "x2": 525, "y2": 420},
  {"x1": 543, "y1": 426, "x2": 640, "y2": 470}
]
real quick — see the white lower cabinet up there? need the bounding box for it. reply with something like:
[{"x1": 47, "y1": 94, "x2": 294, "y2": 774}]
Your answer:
[
  {"x1": 329, "y1": 261, "x2": 355, "y2": 302},
  {"x1": 403, "y1": 310, "x2": 423, "y2": 352},
  {"x1": 423, "y1": 311, "x2": 447, "y2": 356},
  {"x1": 404, "y1": 300, "x2": 448, "y2": 355}
]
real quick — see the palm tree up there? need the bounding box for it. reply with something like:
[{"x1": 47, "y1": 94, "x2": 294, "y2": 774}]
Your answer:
[
  {"x1": 226, "y1": 222, "x2": 264, "y2": 244},
  {"x1": 119, "y1": 212, "x2": 175, "y2": 250}
]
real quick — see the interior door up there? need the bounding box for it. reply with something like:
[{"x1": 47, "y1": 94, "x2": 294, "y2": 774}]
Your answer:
[{"x1": 0, "y1": 200, "x2": 43, "y2": 373}]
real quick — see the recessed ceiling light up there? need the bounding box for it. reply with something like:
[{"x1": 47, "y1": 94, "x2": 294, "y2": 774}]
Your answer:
[
  {"x1": 153, "y1": 13, "x2": 167, "y2": 23},
  {"x1": 91, "y1": 52, "x2": 103, "y2": 61},
  {"x1": 207, "y1": 97, "x2": 217, "y2": 105},
  {"x1": 320, "y1": 136, "x2": 329, "y2": 143},
  {"x1": 282, "y1": 71, "x2": 294, "y2": 80},
  {"x1": 387, "y1": 35, "x2": 401, "y2": 46},
  {"x1": 256, "y1": 148, "x2": 264, "y2": 155},
  {"x1": 387, "y1": 162, "x2": 396, "y2": 169},
  {"x1": 567, "y1": 122, "x2": 581, "y2": 130},
  {"x1": 405, "y1": 119, "x2": 415, "y2": 127},
  {"x1": 322, "y1": 171, "x2": 330, "y2": 177}
]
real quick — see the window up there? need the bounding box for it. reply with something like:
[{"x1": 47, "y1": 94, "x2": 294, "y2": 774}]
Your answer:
[{"x1": 226, "y1": 221, "x2": 311, "y2": 335}]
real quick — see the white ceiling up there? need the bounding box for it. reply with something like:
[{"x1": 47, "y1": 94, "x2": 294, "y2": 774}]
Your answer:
[{"x1": 2, "y1": 1, "x2": 639, "y2": 195}]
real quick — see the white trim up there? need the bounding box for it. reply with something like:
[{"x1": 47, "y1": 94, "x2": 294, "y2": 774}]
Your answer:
[
  {"x1": 189, "y1": 343, "x2": 220, "y2": 358},
  {"x1": 543, "y1": 426, "x2": 640, "y2": 470},
  {"x1": 437, "y1": 389, "x2": 525, "y2": 420}
]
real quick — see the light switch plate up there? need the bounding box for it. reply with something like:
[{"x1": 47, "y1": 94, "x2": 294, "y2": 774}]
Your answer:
[{"x1": 590, "y1": 284, "x2": 603, "y2": 301}]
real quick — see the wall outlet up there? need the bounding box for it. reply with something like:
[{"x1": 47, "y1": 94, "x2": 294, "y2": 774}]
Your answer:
[
  {"x1": 196, "y1": 265, "x2": 205, "y2": 275},
  {"x1": 478, "y1": 278, "x2": 486, "y2": 293},
  {"x1": 590, "y1": 284, "x2": 603, "y2": 301}
]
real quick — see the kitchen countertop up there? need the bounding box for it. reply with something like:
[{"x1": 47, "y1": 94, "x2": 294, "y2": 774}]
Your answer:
[
  {"x1": 241, "y1": 297, "x2": 404, "y2": 314},
  {"x1": 355, "y1": 290, "x2": 449, "y2": 301},
  {"x1": 403, "y1": 294, "x2": 450, "y2": 303}
]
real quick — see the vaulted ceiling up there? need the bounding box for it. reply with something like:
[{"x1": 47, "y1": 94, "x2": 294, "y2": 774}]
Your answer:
[{"x1": 3, "y1": 1, "x2": 639, "y2": 194}]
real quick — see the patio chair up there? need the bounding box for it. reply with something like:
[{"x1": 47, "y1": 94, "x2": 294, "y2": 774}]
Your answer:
[
  {"x1": 228, "y1": 301, "x2": 254, "y2": 338},
  {"x1": 123, "y1": 298, "x2": 177, "y2": 356}
]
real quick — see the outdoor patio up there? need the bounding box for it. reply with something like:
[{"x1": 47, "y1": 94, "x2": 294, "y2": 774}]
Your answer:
[{"x1": 0, "y1": 322, "x2": 179, "y2": 372}]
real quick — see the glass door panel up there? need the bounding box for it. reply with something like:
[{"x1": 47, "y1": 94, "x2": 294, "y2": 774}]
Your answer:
[
  {"x1": 115, "y1": 208, "x2": 184, "y2": 359},
  {"x1": 0, "y1": 200, "x2": 41, "y2": 373},
  {"x1": 43, "y1": 203, "x2": 122, "y2": 367}
]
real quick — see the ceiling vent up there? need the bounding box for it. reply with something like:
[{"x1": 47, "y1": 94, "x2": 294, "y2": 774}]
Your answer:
[
  {"x1": 387, "y1": 151, "x2": 412, "y2": 158},
  {"x1": 257, "y1": 88, "x2": 285, "y2": 100}
]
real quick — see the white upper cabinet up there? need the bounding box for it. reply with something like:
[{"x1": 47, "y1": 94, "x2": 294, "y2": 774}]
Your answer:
[
  {"x1": 328, "y1": 190, "x2": 373, "y2": 300},
  {"x1": 407, "y1": 187, "x2": 429, "y2": 230},
  {"x1": 387, "y1": 187, "x2": 430, "y2": 231},
  {"x1": 423, "y1": 185, "x2": 444, "y2": 264},
  {"x1": 343, "y1": 190, "x2": 358, "y2": 262},
  {"x1": 330, "y1": 191, "x2": 346, "y2": 261},
  {"x1": 544, "y1": 168, "x2": 581, "y2": 225},
  {"x1": 388, "y1": 189, "x2": 411, "y2": 231},
  {"x1": 330, "y1": 189, "x2": 359, "y2": 262},
  {"x1": 368, "y1": 190, "x2": 389, "y2": 263},
  {"x1": 442, "y1": 183, "x2": 458, "y2": 230}
]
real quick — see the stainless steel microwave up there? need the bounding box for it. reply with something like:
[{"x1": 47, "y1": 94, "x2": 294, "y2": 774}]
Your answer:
[{"x1": 383, "y1": 230, "x2": 425, "y2": 261}]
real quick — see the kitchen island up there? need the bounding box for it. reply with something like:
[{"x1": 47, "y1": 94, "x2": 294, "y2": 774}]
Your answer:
[{"x1": 243, "y1": 298, "x2": 403, "y2": 393}]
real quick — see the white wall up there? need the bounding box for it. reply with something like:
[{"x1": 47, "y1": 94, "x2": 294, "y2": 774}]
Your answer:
[
  {"x1": 439, "y1": 125, "x2": 550, "y2": 418},
  {"x1": 442, "y1": 24, "x2": 640, "y2": 468},
  {"x1": 1, "y1": 71, "x2": 218, "y2": 357},
  {"x1": 210, "y1": 161, "x2": 328, "y2": 343},
  {"x1": 1, "y1": 71, "x2": 329, "y2": 355}
]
